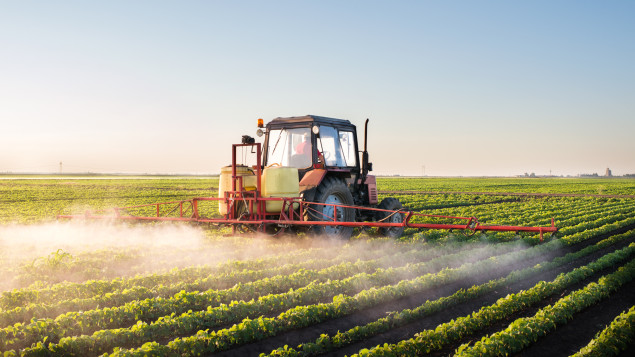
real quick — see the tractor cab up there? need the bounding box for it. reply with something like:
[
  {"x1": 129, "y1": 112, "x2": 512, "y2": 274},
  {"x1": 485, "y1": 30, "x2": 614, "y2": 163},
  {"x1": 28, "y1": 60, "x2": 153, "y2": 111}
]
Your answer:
[{"x1": 260, "y1": 115, "x2": 361, "y2": 181}]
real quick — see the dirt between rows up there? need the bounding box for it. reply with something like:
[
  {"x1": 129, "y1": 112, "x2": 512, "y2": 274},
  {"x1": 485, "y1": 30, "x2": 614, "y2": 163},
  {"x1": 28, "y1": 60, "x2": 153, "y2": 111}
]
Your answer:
[
  {"x1": 425, "y1": 241, "x2": 634, "y2": 357},
  {"x1": 517, "y1": 280, "x2": 635, "y2": 356},
  {"x1": 212, "y1": 224, "x2": 635, "y2": 357}
]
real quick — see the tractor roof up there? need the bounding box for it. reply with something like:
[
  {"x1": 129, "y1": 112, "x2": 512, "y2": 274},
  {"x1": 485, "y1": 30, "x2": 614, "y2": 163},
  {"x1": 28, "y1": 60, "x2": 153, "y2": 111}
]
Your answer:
[{"x1": 267, "y1": 115, "x2": 354, "y2": 129}]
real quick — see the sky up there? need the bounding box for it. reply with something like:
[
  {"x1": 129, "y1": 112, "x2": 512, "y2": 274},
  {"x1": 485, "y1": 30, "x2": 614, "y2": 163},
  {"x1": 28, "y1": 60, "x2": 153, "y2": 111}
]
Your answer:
[{"x1": 1, "y1": 1, "x2": 633, "y2": 176}]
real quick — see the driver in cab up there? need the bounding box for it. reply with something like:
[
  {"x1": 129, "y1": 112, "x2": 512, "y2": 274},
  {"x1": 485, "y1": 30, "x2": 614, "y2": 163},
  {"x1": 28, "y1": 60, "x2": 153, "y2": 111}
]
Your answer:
[
  {"x1": 293, "y1": 132, "x2": 323, "y2": 168},
  {"x1": 295, "y1": 133, "x2": 311, "y2": 156}
]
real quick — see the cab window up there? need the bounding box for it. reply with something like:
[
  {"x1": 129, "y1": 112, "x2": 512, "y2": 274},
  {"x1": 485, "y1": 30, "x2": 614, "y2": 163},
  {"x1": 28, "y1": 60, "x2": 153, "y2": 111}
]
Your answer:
[
  {"x1": 317, "y1": 126, "x2": 354, "y2": 167},
  {"x1": 266, "y1": 127, "x2": 312, "y2": 168},
  {"x1": 339, "y1": 131, "x2": 355, "y2": 167}
]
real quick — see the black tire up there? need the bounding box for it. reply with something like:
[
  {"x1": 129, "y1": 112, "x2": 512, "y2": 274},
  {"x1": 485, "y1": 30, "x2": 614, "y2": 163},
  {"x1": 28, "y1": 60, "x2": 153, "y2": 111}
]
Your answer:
[
  {"x1": 308, "y1": 176, "x2": 355, "y2": 239},
  {"x1": 377, "y1": 197, "x2": 405, "y2": 238}
]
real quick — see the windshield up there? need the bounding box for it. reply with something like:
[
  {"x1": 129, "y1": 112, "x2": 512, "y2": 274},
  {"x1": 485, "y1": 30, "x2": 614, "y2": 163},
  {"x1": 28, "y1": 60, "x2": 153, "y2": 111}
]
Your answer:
[{"x1": 266, "y1": 127, "x2": 312, "y2": 169}]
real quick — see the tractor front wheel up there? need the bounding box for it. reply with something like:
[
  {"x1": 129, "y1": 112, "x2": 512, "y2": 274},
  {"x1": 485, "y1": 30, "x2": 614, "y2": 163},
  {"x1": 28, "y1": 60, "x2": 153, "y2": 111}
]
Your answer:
[{"x1": 309, "y1": 176, "x2": 355, "y2": 239}]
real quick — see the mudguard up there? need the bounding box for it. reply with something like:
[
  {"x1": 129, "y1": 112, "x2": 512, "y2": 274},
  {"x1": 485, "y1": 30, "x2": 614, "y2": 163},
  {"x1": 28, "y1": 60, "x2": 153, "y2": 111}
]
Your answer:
[{"x1": 299, "y1": 169, "x2": 327, "y2": 202}]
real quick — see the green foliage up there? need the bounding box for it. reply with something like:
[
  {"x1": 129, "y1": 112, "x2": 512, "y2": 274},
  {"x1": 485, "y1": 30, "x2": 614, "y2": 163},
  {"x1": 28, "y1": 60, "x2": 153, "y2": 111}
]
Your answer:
[
  {"x1": 0, "y1": 176, "x2": 634, "y2": 356},
  {"x1": 572, "y1": 305, "x2": 635, "y2": 357}
]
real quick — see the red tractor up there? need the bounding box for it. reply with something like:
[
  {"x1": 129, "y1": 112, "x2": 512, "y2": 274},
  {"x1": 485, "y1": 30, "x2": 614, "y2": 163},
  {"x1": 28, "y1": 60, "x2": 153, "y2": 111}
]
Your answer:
[
  {"x1": 256, "y1": 115, "x2": 403, "y2": 239},
  {"x1": 60, "y1": 115, "x2": 557, "y2": 240}
]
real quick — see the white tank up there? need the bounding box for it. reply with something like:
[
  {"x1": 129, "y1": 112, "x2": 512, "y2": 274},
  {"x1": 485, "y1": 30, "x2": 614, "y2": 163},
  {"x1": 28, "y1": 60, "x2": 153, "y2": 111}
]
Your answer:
[{"x1": 218, "y1": 165, "x2": 256, "y2": 215}]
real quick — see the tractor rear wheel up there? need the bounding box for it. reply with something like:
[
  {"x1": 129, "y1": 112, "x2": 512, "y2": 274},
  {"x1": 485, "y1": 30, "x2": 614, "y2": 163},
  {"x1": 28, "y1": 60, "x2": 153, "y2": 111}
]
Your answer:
[
  {"x1": 309, "y1": 176, "x2": 355, "y2": 239},
  {"x1": 377, "y1": 197, "x2": 405, "y2": 238}
]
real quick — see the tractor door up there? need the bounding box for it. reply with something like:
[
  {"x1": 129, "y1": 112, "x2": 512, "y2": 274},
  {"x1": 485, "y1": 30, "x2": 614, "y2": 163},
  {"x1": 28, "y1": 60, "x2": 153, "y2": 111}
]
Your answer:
[{"x1": 316, "y1": 126, "x2": 357, "y2": 169}]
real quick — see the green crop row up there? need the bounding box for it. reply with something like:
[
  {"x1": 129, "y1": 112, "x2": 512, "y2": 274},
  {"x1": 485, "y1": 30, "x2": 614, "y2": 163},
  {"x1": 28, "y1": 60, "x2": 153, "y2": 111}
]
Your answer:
[
  {"x1": 562, "y1": 217, "x2": 635, "y2": 246},
  {"x1": 97, "y1": 233, "x2": 572, "y2": 356},
  {"x1": 264, "y1": 228, "x2": 635, "y2": 356},
  {"x1": 0, "y1": 239, "x2": 467, "y2": 328},
  {"x1": 0, "y1": 179, "x2": 218, "y2": 224},
  {"x1": 352, "y1": 244, "x2": 635, "y2": 356},
  {"x1": 406, "y1": 195, "x2": 616, "y2": 243},
  {"x1": 0, "y1": 245, "x2": 324, "y2": 310},
  {"x1": 571, "y1": 305, "x2": 635, "y2": 357},
  {"x1": 376, "y1": 177, "x2": 635, "y2": 195},
  {"x1": 454, "y1": 260, "x2": 635, "y2": 356},
  {"x1": 424, "y1": 200, "x2": 633, "y2": 248},
  {"x1": 497, "y1": 202, "x2": 634, "y2": 245},
  {"x1": 3, "y1": 241, "x2": 522, "y2": 353},
  {"x1": 422, "y1": 195, "x2": 626, "y2": 225},
  {"x1": 488, "y1": 197, "x2": 629, "y2": 227},
  {"x1": 407, "y1": 196, "x2": 633, "y2": 244}
]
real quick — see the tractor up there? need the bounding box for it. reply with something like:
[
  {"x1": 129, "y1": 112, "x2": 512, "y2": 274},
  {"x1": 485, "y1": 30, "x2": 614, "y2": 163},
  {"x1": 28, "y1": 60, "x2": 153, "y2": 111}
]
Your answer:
[
  {"x1": 255, "y1": 115, "x2": 403, "y2": 239},
  {"x1": 60, "y1": 115, "x2": 557, "y2": 240}
]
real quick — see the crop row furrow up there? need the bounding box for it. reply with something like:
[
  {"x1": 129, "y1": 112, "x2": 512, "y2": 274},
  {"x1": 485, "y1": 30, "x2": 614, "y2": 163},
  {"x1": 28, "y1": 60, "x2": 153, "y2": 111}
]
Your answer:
[
  {"x1": 462, "y1": 199, "x2": 633, "y2": 231},
  {"x1": 414, "y1": 199, "x2": 632, "y2": 244},
  {"x1": 571, "y1": 305, "x2": 635, "y2": 357},
  {"x1": 454, "y1": 259, "x2": 635, "y2": 356},
  {"x1": 265, "y1": 229, "x2": 635, "y2": 356},
  {"x1": 351, "y1": 247, "x2": 635, "y2": 356},
  {"x1": 0, "y1": 246, "x2": 327, "y2": 310},
  {"x1": 0, "y1": 241, "x2": 523, "y2": 352},
  {"x1": 424, "y1": 196, "x2": 618, "y2": 224},
  {"x1": 482, "y1": 203, "x2": 634, "y2": 245},
  {"x1": 0, "y1": 240, "x2": 470, "y2": 327},
  {"x1": 463, "y1": 197, "x2": 620, "y2": 222},
  {"x1": 95, "y1": 233, "x2": 566, "y2": 356}
]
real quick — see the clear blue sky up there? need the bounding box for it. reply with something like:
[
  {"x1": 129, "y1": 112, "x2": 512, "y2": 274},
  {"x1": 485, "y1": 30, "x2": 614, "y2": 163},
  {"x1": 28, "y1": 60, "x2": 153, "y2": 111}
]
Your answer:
[{"x1": 1, "y1": 1, "x2": 633, "y2": 176}]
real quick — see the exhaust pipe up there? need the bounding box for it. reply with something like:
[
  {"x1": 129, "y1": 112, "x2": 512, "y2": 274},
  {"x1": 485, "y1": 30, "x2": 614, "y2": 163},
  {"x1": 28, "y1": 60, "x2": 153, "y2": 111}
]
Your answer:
[{"x1": 361, "y1": 118, "x2": 371, "y2": 180}]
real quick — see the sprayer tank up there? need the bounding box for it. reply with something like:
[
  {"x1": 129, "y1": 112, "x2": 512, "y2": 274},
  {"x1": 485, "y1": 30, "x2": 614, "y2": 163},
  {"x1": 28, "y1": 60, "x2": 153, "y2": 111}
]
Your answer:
[
  {"x1": 262, "y1": 166, "x2": 300, "y2": 213},
  {"x1": 218, "y1": 165, "x2": 256, "y2": 215}
]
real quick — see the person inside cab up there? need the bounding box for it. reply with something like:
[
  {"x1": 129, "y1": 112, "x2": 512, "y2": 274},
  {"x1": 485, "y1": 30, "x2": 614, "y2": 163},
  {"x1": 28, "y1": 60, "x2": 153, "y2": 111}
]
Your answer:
[
  {"x1": 295, "y1": 132, "x2": 310, "y2": 156},
  {"x1": 291, "y1": 132, "x2": 312, "y2": 168}
]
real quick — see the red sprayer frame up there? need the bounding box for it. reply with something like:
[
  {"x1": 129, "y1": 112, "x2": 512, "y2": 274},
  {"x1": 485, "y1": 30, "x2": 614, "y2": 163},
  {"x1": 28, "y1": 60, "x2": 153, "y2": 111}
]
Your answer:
[{"x1": 58, "y1": 143, "x2": 558, "y2": 240}]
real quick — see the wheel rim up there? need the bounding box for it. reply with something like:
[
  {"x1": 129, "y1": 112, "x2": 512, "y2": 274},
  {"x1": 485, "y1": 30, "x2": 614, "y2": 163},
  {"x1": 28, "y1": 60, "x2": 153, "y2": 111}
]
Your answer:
[
  {"x1": 323, "y1": 193, "x2": 344, "y2": 234},
  {"x1": 387, "y1": 212, "x2": 404, "y2": 234},
  {"x1": 388, "y1": 212, "x2": 402, "y2": 223}
]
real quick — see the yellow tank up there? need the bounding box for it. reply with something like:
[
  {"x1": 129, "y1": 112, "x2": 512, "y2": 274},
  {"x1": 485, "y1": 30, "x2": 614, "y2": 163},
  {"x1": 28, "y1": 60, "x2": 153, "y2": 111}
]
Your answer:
[
  {"x1": 218, "y1": 165, "x2": 256, "y2": 215},
  {"x1": 262, "y1": 166, "x2": 300, "y2": 213}
]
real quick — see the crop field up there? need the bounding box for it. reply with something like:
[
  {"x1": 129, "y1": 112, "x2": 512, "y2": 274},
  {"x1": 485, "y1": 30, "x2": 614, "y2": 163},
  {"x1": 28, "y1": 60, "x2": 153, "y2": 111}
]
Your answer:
[{"x1": 0, "y1": 176, "x2": 634, "y2": 356}]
